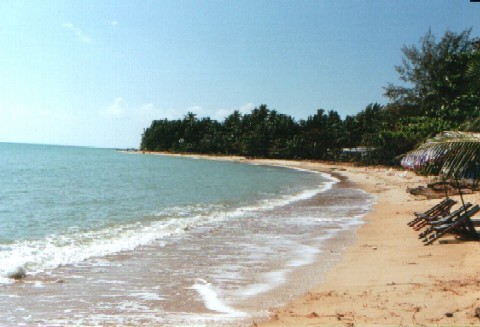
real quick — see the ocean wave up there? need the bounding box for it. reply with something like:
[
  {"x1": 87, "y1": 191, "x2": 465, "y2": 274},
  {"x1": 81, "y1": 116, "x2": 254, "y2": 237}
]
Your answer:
[{"x1": 0, "y1": 176, "x2": 336, "y2": 282}]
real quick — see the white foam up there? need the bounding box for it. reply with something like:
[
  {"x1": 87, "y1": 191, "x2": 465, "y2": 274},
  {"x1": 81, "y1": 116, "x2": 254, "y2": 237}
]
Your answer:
[
  {"x1": 114, "y1": 300, "x2": 150, "y2": 312},
  {"x1": 33, "y1": 281, "x2": 44, "y2": 288},
  {"x1": 0, "y1": 277, "x2": 14, "y2": 285},
  {"x1": 130, "y1": 292, "x2": 164, "y2": 301},
  {"x1": 224, "y1": 177, "x2": 336, "y2": 219},
  {"x1": 0, "y1": 171, "x2": 339, "y2": 283},
  {"x1": 235, "y1": 270, "x2": 289, "y2": 297},
  {"x1": 95, "y1": 279, "x2": 126, "y2": 284},
  {"x1": 234, "y1": 242, "x2": 333, "y2": 300},
  {"x1": 287, "y1": 244, "x2": 320, "y2": 267},
  {"x1": 188, "y1": 278, "x2": 245, "y2": 317}
]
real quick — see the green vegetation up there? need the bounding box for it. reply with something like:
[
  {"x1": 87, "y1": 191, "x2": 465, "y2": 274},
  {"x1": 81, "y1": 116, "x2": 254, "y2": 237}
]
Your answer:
[{"x1": 141, "y1": 28, "x2": 480, "y2": 165}]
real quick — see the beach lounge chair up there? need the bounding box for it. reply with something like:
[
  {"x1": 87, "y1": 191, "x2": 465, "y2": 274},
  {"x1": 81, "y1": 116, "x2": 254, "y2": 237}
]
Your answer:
[
  {"x1": 409, "y1": 198, "x2": 456, "y2": 226},
  {"x1": 413, "y1": 202, "x2": 472, "y2": 231},
  {"x1": 418, "y1": 203, "x2": 472, "y2": 238},
  {"x1": 470, "y1": 218, "x2": 480, "y2": 227},
  {"x1": 408, "y1": 198, "x2": 457, "y2": 228},
  {"x1": 422, "y1": 203, "x2": 478, "y2": 242},
  {"x1": 423, "y1": 204, "x2": 480, "y2": 245}
]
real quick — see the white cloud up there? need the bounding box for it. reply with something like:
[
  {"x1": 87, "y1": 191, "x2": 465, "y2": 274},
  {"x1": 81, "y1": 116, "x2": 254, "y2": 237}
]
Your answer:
[
  {"x1": 94, "y1": 99, "x2": 258, "y2": 148},
  {"x1": 100, "y1": 98, "x2": 184, "y2": 121},
  {"x1": 100, "y1": 97, "x2": 128, "y2": 118},
  {"x1": 211, "y1": 102, "x2": 255, "y2": 121},
  {"x1": 212, "y1": 108, "x2": 231, "y2": 121},
  {"x1": 97, "y1": 98, "x2": 186, "y2": 148},
  {"x1": 0, "y1": 100, "x2": 258, "y2": 149},
  {"x1": 238, "y1": 102, "x2": 255, "y2": 114},
  {"x1": 100, "y1": 99, "x2": 257, "y2": 123},
  {"x1": 186, "y1": 105, "x2": 204, "y2": 115},
  {"x1": 138, "y1": 103, "x2": 181, "y2": 121},
  {"x1": 182, "y1": 103, "x2": 255, "y2": 121},
  {"x1": 111, "y1": 20, "x2": 119, "y2": 26},
  {"x1": 64, "y1": 22, "x2": 91, "y2": 43}
]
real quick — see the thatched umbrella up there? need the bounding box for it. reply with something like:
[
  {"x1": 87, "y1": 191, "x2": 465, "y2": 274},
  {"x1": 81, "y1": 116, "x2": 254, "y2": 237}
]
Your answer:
[
  {"x1": 401, "y1": 131, "x2": 480, "y2": 177},
  {"x1": 401, "y1": 131, "x2": 480, "y2": 204}
]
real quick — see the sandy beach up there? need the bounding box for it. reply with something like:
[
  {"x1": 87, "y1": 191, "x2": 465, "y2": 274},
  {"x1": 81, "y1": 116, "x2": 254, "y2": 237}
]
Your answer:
[
  {"x1": 252, "y1": 160, "x2": 480, "y2": 327},
  {"x1": 143, "y1": 152, "x2": 480, "y2": 326}
]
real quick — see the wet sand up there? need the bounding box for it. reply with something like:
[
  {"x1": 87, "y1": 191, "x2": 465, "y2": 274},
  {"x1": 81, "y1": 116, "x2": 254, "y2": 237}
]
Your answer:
[{"x1": 250, "y1": 160, "x2": 480, "y2": 327}]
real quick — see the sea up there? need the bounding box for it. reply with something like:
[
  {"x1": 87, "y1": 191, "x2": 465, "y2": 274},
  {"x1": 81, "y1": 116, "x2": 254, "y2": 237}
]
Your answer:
[{"x1": 0, "y1": 142, "x2": 374, "y2": 326}]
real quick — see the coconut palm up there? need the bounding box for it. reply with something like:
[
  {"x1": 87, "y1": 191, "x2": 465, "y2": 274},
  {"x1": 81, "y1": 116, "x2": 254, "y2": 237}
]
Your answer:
[{"x1": 467, "y1": 52, "x2": 480, "y2": 94}]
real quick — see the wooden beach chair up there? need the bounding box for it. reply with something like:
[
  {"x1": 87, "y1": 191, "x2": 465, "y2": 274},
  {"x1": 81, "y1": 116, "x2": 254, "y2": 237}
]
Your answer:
[
  {"x1": 418, "y1": 203, "x2": 472, "y2": 239},
  {"x1": 414, "y1": 201, "x2": 471, "y2": 232},
  {"x1": 408, "y1": 198, "x2": 456, "y2": 227},
  {"x1": 470, "y1": 218, "x2": 480, "y2": 227},
  {"x1": 423, "y1": 204, "x2": 480, "y2": 245},
  {"x1": 408, "y1": 198, "x2": 457, "y2": 228},
  {"x1": 421, "y1": 203, "x2": 477, "y2": 243}
]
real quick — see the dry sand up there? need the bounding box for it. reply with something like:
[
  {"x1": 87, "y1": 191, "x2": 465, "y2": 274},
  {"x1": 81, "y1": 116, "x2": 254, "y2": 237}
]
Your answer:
[
  {"x1": 140, "y1": 152, "x2": 480, "y2": 326},
  {"x1": 254, "y1": 160, "x2": 480, "y2": 327}
]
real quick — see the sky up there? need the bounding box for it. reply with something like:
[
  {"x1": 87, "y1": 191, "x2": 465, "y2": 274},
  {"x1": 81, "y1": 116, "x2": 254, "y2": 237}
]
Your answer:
[{"x1": 0, "y1": 1, "x2": 479, "y2": 148}]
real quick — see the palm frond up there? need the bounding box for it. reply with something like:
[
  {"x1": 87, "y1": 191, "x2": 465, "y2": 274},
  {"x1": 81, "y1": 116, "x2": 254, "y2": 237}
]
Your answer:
[
  {"x1": 466, "y1": 54, "x2": 480, "y2": 94},
  {"x1": 401, "y1": 131, "x2": 480, "y2": 178}
]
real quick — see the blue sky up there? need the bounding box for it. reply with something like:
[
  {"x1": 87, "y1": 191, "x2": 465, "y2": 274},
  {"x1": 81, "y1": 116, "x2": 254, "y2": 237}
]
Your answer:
[{"x1": 0, "y1": 1, "x2": 479, "y2": 148}]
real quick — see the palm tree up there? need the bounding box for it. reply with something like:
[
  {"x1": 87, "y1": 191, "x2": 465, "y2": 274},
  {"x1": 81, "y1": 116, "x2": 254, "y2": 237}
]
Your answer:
[{"x1": 467, "y1": 52, "x2": 480, "y2": 94}]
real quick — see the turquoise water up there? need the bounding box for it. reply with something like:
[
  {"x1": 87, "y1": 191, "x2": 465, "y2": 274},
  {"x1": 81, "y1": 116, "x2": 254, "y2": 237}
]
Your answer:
[
  {"x1": 0, "y1": 142, "x2": 374, "y2": 325},
  {"x1": 0, "y1": 143, "x2": 328, "y2": 277}
]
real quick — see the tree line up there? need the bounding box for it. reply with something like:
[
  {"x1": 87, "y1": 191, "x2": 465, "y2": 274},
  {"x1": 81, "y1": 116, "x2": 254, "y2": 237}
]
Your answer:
[{"x1": 140, "y1": 28, "x2": 480, "y2": 165}]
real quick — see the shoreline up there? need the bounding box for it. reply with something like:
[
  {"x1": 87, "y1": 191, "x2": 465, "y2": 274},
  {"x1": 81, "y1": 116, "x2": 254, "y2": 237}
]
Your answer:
[{"x1": 140, "y1": 151, "x2": 480, "y2": 326}]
